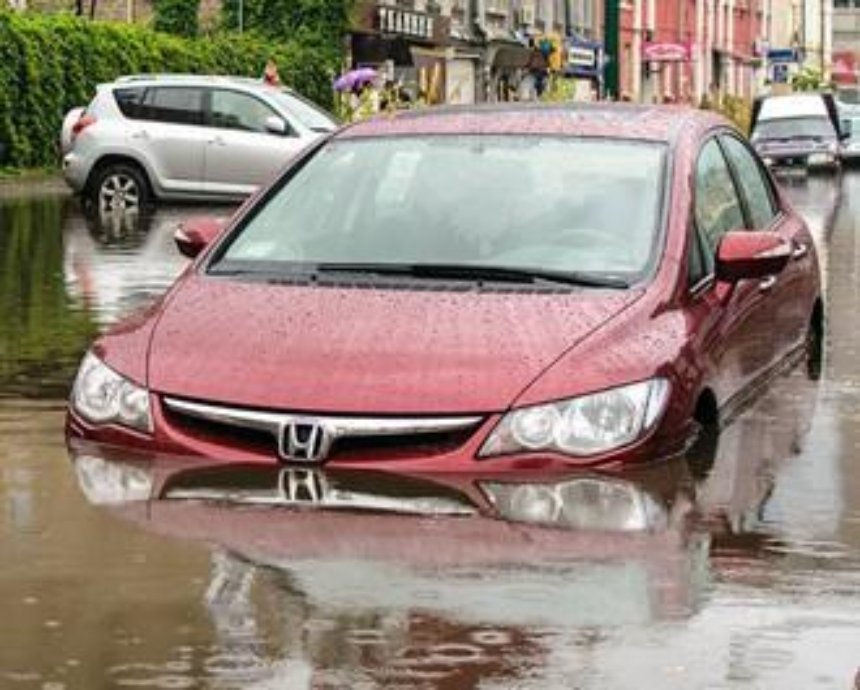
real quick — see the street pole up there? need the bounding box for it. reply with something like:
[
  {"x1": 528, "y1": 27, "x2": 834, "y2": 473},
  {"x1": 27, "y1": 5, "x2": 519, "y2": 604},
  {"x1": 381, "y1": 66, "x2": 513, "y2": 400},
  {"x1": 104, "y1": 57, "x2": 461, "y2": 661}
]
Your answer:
[
  {"x1": 239, "y1": 0, "x2": 244, "y2": 33},
  {"x1": 604, "y1": 0, "x2": 620, "y2": 98}
]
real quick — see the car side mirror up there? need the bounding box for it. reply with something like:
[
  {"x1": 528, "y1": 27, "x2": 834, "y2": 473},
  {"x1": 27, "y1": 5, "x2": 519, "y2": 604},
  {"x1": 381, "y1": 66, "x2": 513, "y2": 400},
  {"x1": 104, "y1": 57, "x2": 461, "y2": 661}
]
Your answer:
[
  {"x1": 715, "y1": 230, "x2": 792, "y2": 283},
  {"x1": 175, "y1": 216, "x2": 224, "y2": 259},
  {"x1": 264, "y1": 115, "x2": 288, "y2": 135},
  {"x1": 840, "y1": 120, "x2": 852, "y2": 140}
]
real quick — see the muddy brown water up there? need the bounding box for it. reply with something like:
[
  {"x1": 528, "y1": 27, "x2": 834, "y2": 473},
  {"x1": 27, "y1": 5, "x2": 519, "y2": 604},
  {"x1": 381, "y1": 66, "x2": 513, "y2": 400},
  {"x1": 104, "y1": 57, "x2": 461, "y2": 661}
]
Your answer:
[{"x1": 1, "y1": 175, "x2": 859, "y2": 689}]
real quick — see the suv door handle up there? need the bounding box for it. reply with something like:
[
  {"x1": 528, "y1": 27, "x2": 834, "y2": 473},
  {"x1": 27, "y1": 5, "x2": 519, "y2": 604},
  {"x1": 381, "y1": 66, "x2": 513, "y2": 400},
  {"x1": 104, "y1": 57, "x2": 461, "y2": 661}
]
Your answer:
[
  {"x1": 208, "y1": 136, "x2": 227, "y2": 146},
  {"x1": 759, "y1": 275, "x2": 778, "y2": 292},
  {"x1": 130, "y1": 130, "x2": 150, "y2": 140},
  {"x1": 792, "y1": 242, "x2": 809, "y2": 260}
]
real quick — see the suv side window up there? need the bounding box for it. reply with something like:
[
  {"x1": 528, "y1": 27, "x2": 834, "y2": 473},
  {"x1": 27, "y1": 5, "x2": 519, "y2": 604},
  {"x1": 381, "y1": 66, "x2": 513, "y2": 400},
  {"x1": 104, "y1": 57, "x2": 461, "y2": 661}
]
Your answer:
[
  {"x1": 719, "y1": 135, "x2": 778, "y2": 229},
  {"x1": 114, "y1": 87, "x2": 145, "y2": 119},
  {"x1": 210, "y1": 90, "x2": 285, "y2": 134},
  {"x1": 695, "y1": 138, "x2": 745, "y2": 258},
  {"x1": 141, "y1": 87, "x2": 204, "y2": 125}
]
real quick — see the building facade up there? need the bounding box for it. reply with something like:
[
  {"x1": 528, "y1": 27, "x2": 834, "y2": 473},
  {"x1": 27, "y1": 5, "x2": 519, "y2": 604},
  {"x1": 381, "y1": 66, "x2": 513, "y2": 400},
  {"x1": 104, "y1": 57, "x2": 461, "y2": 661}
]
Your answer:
[
  {"x1": 615, "y1": 0, "x2": 766, "y2": 104},
  {"x1": 347, "y1": 0, "x2": 606, "y2": 104},
  {"x1": 833, "y1": 0, "x2": 859, "y2": 85},
  {"x1": 609, "y1": 0, "x2": 836, "y2": 104}
]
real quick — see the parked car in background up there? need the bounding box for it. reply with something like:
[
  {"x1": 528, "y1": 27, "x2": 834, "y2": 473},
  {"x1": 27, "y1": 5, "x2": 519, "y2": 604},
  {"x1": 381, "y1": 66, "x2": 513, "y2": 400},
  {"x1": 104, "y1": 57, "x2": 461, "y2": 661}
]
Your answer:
[
  {"x1": 750, "y1": 93, "x2": 845, "y2": 173},
  {"x1": 836, "y1": 85, "x2": 860, "y2": 118},
  {"x1": 61, "y1": 74, "x2": 338, "y2": 210},
  {"x1": 840, "y1": 115, "x2": 860, "y2": 164},
  {"x1": 67, "y1": 103, "x2": 822, "y2": 475}
]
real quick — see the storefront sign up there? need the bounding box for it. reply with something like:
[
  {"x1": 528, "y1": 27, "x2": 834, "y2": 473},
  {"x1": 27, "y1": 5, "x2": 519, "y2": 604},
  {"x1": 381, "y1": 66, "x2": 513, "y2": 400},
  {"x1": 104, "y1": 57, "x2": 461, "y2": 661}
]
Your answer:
[
  {"x1": 643, "y1": 42, "x2": 690, "y2": 62},
  {"x1": 766, "y1": 48, "x2": 799, "y2": 63},
  {"x1": 565, "y1": 38, "x2": 603, "y2": 78},
  {"x1": 568, "y1": 45, "x2": 597, "y2": 70},
  {"x1": 377, "y1": 6, "x2": 434, "y2": 40}
]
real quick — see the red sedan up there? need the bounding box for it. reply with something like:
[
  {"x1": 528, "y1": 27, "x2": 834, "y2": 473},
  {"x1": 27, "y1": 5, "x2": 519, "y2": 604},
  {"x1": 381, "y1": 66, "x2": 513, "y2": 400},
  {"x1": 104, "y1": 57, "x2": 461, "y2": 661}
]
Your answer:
[{"x1": 66, "y1": 103, "x2": 822, "y2": 473}]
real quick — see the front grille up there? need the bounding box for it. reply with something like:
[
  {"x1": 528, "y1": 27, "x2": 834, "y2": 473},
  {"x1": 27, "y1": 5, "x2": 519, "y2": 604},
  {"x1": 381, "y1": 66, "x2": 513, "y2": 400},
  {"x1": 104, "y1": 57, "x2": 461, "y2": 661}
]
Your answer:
[{"x1": 162, "y1": 396, "x2": 482, "y2": 463}]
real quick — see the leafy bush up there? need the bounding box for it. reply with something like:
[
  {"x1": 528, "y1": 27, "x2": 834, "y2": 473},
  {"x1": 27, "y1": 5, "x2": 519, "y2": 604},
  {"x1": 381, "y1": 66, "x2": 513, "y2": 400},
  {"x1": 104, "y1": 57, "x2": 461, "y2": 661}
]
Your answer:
[
  {"x1": 700, "y1": 93, "x2": 752, "y2": 134},
  {"x1": 222, "y1": 0, "x2": 350, "y2": 53},
  {"x1": 0, "y1": 11, "x2": 338, "y2": 169},
  {"x1": 153, "y1": 0, "x2": 200, "y2": 37},
  {"x1": 791, "y1": 67, "x2": 832, "y2": 92}
]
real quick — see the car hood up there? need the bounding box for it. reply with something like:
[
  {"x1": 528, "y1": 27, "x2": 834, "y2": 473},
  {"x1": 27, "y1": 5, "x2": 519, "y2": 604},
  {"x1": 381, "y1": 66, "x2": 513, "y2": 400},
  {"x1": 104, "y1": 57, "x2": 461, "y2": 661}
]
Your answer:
[{"x1": 146, "y1": 276, "x2": 642, "y2": 415}]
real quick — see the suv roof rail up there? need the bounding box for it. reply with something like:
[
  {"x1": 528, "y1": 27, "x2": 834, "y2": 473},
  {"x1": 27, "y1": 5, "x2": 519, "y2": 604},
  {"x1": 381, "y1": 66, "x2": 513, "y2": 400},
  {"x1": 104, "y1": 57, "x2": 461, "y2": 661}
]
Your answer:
[{"x1": 114, "y1": 73, "x2": 259, "y2": 84}]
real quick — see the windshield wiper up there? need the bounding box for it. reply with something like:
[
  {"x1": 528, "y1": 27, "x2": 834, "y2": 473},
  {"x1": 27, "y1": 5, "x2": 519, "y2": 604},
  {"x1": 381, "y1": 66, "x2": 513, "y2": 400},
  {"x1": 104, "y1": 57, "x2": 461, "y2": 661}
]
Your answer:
[{"x1": 315, "y1": 262, "x2": 629, "y2": 289}]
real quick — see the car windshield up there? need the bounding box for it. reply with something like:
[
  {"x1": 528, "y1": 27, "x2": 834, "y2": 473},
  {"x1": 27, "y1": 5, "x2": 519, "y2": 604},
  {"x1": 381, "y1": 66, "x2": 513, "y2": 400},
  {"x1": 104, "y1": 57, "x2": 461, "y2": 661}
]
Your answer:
[
  {"x1": 753, "y1": 116, "x2": 835, "y2": 140},
  {"x1": 272, "y1": 90, "x2": 337, "y2": 131},
  {"x1": 210, "y1": 135, "x2": 666, "y2": 282},
  {"x1": 837, "y1": 87, "x2": 860, "y2": 105}
]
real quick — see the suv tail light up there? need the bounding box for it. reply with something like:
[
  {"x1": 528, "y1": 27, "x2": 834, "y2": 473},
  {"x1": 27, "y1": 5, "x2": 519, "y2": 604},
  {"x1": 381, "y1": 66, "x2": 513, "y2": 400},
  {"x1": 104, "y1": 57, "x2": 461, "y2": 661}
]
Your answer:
[{"x1": 72, "y1": 113, "x2": 96, "y2": 139}]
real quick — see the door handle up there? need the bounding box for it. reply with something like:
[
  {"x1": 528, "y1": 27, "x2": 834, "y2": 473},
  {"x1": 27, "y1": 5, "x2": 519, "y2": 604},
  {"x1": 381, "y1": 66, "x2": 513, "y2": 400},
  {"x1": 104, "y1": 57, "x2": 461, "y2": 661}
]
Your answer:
[
  {"x1": 130, "y1": 130, "x2": 150, "y2": 140},
  {"x1": 759, "y1": 275, "x2": 777, "y2": 292},
  {"x1": 792, "y1": 242, "x2": 809, "y2": 260},
  {"x1": 208, "y1": 136, "x2": 227, "y2": 146}
]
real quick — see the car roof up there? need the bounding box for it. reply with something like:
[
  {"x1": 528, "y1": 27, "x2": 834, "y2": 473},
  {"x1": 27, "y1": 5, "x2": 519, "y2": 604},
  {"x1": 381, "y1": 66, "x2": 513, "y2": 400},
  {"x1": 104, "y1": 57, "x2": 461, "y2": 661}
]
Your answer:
[
  {"x1": 756, "y1": 93, "x2": 830, "y2": 121},
  {"x1": 108, "y1": 74, "x2": 287, "y2": 93},
  {"x1": 337, "y1": 102, "x2": 727, "y2": 144}
]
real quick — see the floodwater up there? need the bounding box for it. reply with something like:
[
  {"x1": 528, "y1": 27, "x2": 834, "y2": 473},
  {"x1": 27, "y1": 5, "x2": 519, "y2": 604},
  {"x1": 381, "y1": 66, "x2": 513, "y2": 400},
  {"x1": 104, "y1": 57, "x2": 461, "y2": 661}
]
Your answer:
[{"x1": 1, "y1": 174, "x2": 859, "y2": 689}]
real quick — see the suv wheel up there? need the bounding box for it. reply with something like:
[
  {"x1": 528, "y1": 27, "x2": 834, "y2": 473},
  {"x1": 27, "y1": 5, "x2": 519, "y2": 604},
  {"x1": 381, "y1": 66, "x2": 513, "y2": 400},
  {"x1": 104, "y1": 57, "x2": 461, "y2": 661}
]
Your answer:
[{"x1": 91, "y1": 163, "x2": 149, "y2": 212}]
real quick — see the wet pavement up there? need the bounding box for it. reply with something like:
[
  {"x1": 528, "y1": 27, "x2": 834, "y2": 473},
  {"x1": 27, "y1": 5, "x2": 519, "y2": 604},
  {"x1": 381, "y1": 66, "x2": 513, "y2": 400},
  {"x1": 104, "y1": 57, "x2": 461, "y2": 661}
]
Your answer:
[{"x1": 1, "y1": 174, "x2": 859, "y2": 688}]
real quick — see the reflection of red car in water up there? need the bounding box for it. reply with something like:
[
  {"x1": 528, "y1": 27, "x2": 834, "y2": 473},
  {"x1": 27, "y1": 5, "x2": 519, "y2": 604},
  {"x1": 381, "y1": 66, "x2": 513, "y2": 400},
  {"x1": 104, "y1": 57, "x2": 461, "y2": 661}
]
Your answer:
[{"x1": 66, "y1": 104, "x2": 821, "y2": 472}]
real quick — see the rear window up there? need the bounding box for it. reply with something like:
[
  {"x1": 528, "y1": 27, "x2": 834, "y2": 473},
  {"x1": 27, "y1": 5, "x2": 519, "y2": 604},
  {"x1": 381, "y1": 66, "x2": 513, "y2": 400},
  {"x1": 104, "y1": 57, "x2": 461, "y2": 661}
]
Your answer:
[
  {"x1": 752, "y1": 116, "x2": 836, "y2": 141},
  {"x1": 114, "y1": 87, "x2": 145, "y2": 119},
  {"x1": 128, "y1": 87, "x2": 205, "y2": 126}
]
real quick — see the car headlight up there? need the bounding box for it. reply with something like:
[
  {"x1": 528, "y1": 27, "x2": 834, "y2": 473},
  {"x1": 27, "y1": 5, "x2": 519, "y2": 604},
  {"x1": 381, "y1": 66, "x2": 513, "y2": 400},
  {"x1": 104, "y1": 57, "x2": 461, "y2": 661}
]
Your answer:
[
  {"x1": 73, "y1": 455, "x2": 153, "y2": 505},
  {"x1": 481, "y1": 477, "x2": 668, "y2": 532},
  {"x1": 71, "y1": 352, "x2": 152, "y2": 432},
  {"x1": 479, "y1": 379, "x2": 669, "y2": 458}
]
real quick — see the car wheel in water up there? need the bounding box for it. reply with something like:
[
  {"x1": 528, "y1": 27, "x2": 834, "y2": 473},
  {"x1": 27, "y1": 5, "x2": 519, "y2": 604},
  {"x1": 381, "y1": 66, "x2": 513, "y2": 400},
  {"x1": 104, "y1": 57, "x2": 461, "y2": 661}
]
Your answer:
[
  {"x1": 91, "y1": 164, "x2": 149, "y2": 212},
  {"x1": 806, "y1": 320, "x2": 823, "y2": 381}
]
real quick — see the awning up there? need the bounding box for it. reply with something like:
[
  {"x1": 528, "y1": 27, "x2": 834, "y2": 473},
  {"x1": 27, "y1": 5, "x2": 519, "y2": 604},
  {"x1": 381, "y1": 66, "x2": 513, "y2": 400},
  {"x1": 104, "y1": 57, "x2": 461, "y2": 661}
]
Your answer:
[
  {"x1": 486, "y1": 42, "x2": 532, "y2": 70},
  {"x1": 351, "y1": 33, "x2": 416, "y2": 66},
  {"x1": 833, "y1": 51, "x2": 858, "y2": 85}
]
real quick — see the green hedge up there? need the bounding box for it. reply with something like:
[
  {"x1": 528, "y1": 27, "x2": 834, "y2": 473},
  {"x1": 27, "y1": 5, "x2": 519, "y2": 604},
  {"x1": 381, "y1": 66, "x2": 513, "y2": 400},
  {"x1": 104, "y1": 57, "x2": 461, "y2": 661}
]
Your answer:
[{"x1": 0, "y1": 11, "x2": 338, "y2": 169}]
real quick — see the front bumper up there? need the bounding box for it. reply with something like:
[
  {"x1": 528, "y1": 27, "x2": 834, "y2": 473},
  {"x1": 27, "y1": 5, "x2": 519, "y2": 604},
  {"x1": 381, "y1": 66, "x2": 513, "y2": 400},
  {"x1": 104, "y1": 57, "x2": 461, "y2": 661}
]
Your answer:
[{"x1": 66, "y1": 391, "x2": 690, "y2": 474}]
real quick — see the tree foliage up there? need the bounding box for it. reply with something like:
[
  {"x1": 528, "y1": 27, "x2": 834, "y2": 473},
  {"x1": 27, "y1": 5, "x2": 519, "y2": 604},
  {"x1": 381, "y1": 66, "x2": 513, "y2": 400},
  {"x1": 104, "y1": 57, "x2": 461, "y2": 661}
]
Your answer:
[
  {"x1": 153, "y1": 0, "x2": 200, "y2": 37},
  {"x1": 0, "y1": 11, "x2": 338, "y2": 169},
  {"x1": 221, "y1": 0, "x2": 351, "y2": 55}
]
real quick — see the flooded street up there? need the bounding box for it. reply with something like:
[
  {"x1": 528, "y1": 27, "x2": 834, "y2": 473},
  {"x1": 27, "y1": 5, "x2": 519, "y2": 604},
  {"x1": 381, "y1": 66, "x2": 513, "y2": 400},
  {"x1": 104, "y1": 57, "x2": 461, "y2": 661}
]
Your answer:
[{"x1": 2, "y1": 174, "x2": 860, "y2": 688}]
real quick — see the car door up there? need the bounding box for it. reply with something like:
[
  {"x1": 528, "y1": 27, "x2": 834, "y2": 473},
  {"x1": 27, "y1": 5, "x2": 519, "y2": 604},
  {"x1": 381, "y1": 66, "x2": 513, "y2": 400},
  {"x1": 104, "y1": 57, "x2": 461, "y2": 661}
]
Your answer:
[
  {"x1": 688, "y1": 137, "x2": 778, "y2": 406},
  {"x1": 132, "y1": 86, "x2": 208, "y2": 194},
  {"x1": 204, "y1": 88, "x2": 306, "y2": 196},
  {"x1": 719, "y1": 134, "x2": 817, "y2": 359}
]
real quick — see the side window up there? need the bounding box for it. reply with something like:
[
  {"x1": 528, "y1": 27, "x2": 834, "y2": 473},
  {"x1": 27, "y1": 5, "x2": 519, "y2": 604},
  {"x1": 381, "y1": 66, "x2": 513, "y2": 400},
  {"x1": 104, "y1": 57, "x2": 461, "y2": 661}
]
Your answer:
[
  {"x1": 694, "y1": 139, "x2": 745, "y2": 258},
  {"x1": 720, "y1": 135, "x2": 778, "y2": 229},
  {"x1": 688, "y1": 223, "x2": 708, "y2": 287},
  {"x1": 210, "y1": 90, "x2": 283, "y2": 134},
  {"x1": 141, "y1": 87, "x2": 204, "y2": 125},
  {"x1": 114, "y1": 87, "x2": 145, "y2": 119}
]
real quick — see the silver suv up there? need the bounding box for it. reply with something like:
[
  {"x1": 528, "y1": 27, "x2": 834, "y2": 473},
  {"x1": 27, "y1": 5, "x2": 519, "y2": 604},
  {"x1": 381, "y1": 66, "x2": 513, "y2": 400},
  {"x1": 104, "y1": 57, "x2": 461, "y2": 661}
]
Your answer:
[{"x1": 61, "y1": 75, "x2": 338, "y2": 210}]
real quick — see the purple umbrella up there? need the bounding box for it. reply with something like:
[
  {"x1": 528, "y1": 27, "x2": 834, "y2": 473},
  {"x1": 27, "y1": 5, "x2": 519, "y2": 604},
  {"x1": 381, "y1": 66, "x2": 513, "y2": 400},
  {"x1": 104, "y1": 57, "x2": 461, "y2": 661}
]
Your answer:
[{"x1": 334, "y1": 67, "x2": 378, "y2": 92}]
